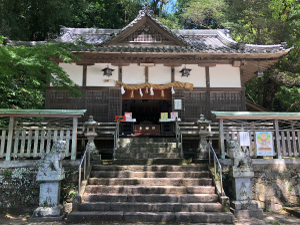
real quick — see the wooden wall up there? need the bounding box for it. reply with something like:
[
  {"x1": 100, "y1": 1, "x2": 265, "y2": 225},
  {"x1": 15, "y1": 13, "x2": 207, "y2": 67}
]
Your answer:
[{"x1": 46, "y1": 87, "x2": 245, "y2": 122}]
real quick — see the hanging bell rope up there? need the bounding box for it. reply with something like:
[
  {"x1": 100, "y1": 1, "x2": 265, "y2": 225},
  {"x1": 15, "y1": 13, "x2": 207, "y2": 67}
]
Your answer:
[
  {"x1": 115, "y1": 81, "x2": 193, "y2": 91},
  {"x1": 131, "y1": 90, "x2": 134, "y2": 98},
  {"x1": 161, "y1": 90, "x2": 164, "y2": 98}
]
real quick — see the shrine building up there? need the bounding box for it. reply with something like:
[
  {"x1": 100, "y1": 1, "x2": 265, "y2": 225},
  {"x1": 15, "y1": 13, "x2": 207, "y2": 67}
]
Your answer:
[{"x1": 47, "y1": 4, "x2": 290, "y2": 134}]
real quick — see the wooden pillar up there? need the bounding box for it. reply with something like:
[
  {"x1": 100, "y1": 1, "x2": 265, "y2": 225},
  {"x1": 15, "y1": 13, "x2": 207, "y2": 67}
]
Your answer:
[
  {"x1": 145, "y1": 66, "x2": 149, "y2": 83},
  {"x1": 83, "y1": 65, "x2": 87, "y2": 87},
  {"x1": 219, "y1": 118, "x2": 225, "y2": 159},
  {"x1": 6, "y1": 116, "x2": 15, "y2": 161},
  {"x1": 240, "y1": 67, "x2": 246, "y2": 110},
  {"x1": 171, "y1": 66, "x2": 175, "y2": 82},
  {"x1": 274, "y1": 119, "x2": 282, "y2": 159},
  {"x1": 71, "y1": 117, "x2": 78, "y2": 160},
  {"x1": 119, "y1": 66, "x2": 122, "y2": 82},
  {"x1": 205, "y1": 67, "x2": 211, "y2": 119}
]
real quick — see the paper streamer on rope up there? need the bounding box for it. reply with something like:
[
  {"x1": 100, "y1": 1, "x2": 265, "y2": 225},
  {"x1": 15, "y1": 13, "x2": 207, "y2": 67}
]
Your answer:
[
  {"x1": 150, "y1": 87, "x2": 154, "y2": 96},
  {"x1": 121, "y1": 86, "x2": 125, "y2": 95},
  {"x1": 139, "y1": 88, "x2": 143, "y2": 97},
  {"x1": 171, "y1": 86, "x2": 175, "y2": 94},
  {"x1": 115, "y1": 81, "x2": 193, "y2": 91}
]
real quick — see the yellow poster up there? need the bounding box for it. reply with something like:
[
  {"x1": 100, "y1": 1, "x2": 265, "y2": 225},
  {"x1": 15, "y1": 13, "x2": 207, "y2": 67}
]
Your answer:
[{"x1": 160, "y1": 112, "x2": 168, "y2": 120}]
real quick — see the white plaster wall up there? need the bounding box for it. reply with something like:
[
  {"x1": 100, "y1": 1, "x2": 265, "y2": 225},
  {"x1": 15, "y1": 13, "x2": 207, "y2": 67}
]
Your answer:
[
  {"x1": 122, "y1": 64, "x2": 145, "y2": 84},
  {"x1": 148, "y1": 65, "x2": 171, "y2": 84},
  {"x1": 210, "y1": 65, "x2": 241, "y2": 87},
  {"x1": 174, "y1": 65, "x2": 206, "y2": 87},
  {"x1": 87, "y1": 63, "x2": 118, "y2": 86},
  {"x1": 56, "y1": 63, "x2": 83, "y2": 86}
]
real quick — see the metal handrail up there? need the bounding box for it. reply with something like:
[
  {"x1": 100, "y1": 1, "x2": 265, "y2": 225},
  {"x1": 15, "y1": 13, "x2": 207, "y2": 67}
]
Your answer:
[
  {"x1": 208, "y1": 141, "x2": 223, "y2": 196},
  {"x1": 78, "y1": 142, "x2": 90, "y2": 195},
  {"x1": 175, "y1": 119, "x2": 183, "y2": 158},
  {"x1": 113, "y1": 118, "x2": 121, "y2": 161}
]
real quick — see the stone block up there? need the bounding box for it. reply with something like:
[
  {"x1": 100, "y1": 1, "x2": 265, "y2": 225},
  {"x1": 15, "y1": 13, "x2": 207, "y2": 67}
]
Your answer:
[{"x1": 32, "y1": 205, "x2": 64, "y2": 217}]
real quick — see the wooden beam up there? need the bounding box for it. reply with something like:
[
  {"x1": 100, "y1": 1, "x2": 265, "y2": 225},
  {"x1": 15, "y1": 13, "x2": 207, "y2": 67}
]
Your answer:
[{"x1": 274, "y1": 119, "x2": 281, "y2": 159}]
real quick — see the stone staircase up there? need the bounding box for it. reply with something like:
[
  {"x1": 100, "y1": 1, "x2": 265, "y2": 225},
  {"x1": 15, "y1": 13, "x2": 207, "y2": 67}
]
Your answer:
[
  {"x1": 67, "y1": 163, "x2": 234, "y2": 224},
  {"x1": 115, "y1": 137, "x2": 182, "y2": 160}
]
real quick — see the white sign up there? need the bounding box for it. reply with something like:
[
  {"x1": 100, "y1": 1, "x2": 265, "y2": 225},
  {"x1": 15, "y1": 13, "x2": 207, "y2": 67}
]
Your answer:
[
  {"x1": 239, "y1": 132, "x2": 250, "y2": 146},
  {"x1": 174, "y1": 99, "x2": 182, "y2": 110}
]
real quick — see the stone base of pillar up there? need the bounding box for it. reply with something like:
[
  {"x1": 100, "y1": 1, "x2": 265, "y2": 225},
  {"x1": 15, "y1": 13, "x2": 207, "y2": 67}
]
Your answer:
[
  {"x1": 230, "y1": 200, "x2": 264, "y2": 218},
  {"x1": 29, "y1": 205, "x2": 67, "y2": 222}
]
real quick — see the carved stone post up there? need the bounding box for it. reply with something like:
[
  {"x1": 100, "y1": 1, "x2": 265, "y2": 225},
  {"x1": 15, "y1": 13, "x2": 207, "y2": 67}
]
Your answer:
[
  {"x1": 195, "y1": 114, "x2": 211, "y2": 159},
  {"x1": 84, "y1": 116, "x2": 100, "y2": 162},
  {"x1": 228, "y1": 140, "x2": 263, "y2": 218},
  {"x1": 30, "y1": 140, "x2": 67, "y2": 221}
]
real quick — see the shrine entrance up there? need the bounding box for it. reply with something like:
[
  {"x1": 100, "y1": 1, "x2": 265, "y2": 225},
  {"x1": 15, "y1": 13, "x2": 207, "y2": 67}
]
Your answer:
[
  {"x1": 122, "y1": 99, "x2": 172, "y2": 135},
  {"x1": 121, "y1": 89, "x2": 172, "y2": 135}
]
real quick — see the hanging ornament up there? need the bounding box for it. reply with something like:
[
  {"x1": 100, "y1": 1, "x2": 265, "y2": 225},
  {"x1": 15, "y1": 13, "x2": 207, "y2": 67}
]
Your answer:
[
  {"x1": 121, "y1": 86, "x2": 125, "y2": 95},
  {"x1": 171, "y1": 86, "x2": 175, "y2": 95},
  {"x1": 150, "y1": 87, "x2": 154, "y2": 96},
  {"x1": 145, "y1": 87, "x2": 149, "y2": 94},
  {"x1": 139, "y1": 88, "x2": 143, "y2": 98},
  {"x1": 131, "y1": 90, "x2": 134, "y2": 98},
  {"x1": 161, "y1": 90, "x2": 164, "y2": 98}
]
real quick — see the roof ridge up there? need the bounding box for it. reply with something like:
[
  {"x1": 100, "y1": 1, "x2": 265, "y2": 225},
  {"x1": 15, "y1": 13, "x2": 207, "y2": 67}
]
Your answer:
[{"x1": 100, "y1": 3, "x2": 191, "y2": 47}]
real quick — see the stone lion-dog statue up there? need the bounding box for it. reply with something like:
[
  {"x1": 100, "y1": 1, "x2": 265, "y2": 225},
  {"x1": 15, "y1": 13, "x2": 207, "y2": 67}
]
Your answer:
[{"x1": 37, "y1": 140, "x2": 66, "y2": 177}]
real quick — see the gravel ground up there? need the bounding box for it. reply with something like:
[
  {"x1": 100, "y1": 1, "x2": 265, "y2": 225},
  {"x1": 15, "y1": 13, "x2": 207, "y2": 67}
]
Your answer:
[{"x1": 0, "y1": 210, "x2": 300, "y2": 225}]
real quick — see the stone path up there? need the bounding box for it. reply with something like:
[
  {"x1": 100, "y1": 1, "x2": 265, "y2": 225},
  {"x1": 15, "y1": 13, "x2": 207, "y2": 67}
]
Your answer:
[{"x1": 1, "y1": 210, "x2": 300, "y2": 225}]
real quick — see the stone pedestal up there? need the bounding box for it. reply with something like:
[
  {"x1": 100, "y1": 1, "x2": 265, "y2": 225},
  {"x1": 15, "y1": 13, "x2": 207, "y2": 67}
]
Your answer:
[
  {"x1": 85, "y1": 132, "x2": 101, "y2": 162},
  {"x1": 197, "y1": 133, "x2": 210, "y2": 160},
  {"x1": 30, "y1": 140, "x2": 67, "y2": 222},
  {"x1": 230, "y1": 167, "x2": 263, "y2": 218},
  {"x1": 30, "y1": 170, "x2": 67, "y2": 221}
]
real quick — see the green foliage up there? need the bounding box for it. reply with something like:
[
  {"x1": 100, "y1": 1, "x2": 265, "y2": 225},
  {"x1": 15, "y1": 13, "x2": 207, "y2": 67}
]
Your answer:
[
  {"x1": 0, "y1": 41, "x2": 92, "y2": 109},
  {"x1": 181, "y1": 0, "x2": 226, "y2": 29},
  {"x1": 4, "y1": 170, "x2": 12, "y2": 176}
]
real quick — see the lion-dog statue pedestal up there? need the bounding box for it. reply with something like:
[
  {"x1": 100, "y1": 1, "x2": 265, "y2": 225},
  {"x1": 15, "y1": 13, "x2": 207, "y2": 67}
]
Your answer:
[
  {"x1": 227, "y1": 140, "x2": 263, "y2": 219},
  {"x1": 30, "y1": 140, "x2": 67, "y2": 221}
]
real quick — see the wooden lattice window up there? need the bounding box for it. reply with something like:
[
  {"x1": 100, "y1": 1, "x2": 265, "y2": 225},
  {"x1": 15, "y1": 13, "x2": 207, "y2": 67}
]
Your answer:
[{"x1": 123, "y1": 23, "x2": 169, "y2": 43}]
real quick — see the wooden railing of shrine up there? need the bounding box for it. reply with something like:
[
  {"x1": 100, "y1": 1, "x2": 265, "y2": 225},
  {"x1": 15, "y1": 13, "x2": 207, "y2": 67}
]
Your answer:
[
  {"x1": 0, "y1": 109, "x2": 86, "y2": 161},
  {"x1": 212, "y1": 111, "x2": 300, "y2": 159}
]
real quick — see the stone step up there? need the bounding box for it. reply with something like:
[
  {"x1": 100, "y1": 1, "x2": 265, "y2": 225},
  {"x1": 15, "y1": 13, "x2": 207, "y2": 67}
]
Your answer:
[
  {"x1": 83, "y1": 194, "x2": 219, "y2": 203},
  {"x1": 115, "y1": 153, "x2": 182, "y2": 159},
  {"x1": 88, "y1": 177, "x2": 212, "y2": 186},
  {"x1": 66, "y1": 211, "x2": 234, "y2": 224},
  {"x1": 85, "y1": 185, "x2": 216, "y2": 194},
  {"x1": 92, "y1": 164, "x2": 208, "y2": 172},
  {"x1": 90, "y1": 171, "x2": 210, "y2": 178},
  {"x1": 119, "y1": 143, "x2": 178, "y2": 149},
  {"x1": 111, "y1": 159, "x2": 185, "y2": 165},
  {"x1": 119, "y1": 137, "x2": 177, "y2": 144},
  {"x1": 79, "y1": 202, "x2": 223, "y2": 212},
  {"x1": 117, "y1": 147, "x2": 181, "y2": 154}
]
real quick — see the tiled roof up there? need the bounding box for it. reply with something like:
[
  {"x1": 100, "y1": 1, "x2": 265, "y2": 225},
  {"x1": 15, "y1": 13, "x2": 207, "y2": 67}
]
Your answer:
[
  {"x1": 57, "y1": 26, "x2": 287, "y2": 54},
  {"x1": 8, "y1": 3, "x2": 288, "y2": 55}
]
